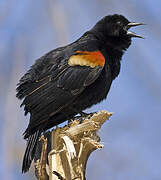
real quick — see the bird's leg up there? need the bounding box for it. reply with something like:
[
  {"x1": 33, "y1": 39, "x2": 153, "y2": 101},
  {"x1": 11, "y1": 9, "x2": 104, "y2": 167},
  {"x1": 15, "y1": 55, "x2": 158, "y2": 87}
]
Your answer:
[
  {"x1": 69, "y1": 107, "x2": 89, "y2": 117},
  {"x1": 77, "y1": 111, "x2": 97, "y2": 124},
  {"x1": 75, "y1": 111, "x2": 96, "y2": 123},
  {"x1": 80, "y1": 111, "x2": 97, "y2": 118},
  {"x1": 79, "y1": 111, "x2": 89, "y2": 117},
  {"x1": 60, "y1": 111, "x2": 75, "y2": 124},
  {"x1": 68, "y1": 107, "x2": 96, "y2": 123},
  {"x1": 67, "y1": 107, "x2": 86, "y2": 123}
]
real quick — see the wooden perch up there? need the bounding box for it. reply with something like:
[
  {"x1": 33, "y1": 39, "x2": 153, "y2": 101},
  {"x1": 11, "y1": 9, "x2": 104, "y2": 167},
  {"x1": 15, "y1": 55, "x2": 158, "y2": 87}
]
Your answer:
[
  {"x1": 35, "y1": 110, "x2": 112, "y2": 180},
  {"x1": 35, "y1": 135, "x2": 49, "y2": 180}
]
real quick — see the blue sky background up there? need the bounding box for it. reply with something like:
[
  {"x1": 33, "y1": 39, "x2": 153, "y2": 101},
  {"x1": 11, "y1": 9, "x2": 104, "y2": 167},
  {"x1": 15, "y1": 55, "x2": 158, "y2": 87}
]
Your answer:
[{"x1": 0, "y1": 0, "x2": 161, "y2": 179}]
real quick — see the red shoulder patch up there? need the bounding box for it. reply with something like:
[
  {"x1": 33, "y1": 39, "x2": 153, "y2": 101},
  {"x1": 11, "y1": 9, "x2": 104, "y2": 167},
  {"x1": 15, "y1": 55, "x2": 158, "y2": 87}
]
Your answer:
[{"x1": 68, "y1": 50, "x2": 105, "y2": 68}]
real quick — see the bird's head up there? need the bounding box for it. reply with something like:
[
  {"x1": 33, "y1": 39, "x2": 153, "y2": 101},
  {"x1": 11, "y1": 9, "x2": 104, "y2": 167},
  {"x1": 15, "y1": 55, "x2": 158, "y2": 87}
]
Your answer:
[{"x1": 91, "y1": 14, "x2": 144, "y2": 51}]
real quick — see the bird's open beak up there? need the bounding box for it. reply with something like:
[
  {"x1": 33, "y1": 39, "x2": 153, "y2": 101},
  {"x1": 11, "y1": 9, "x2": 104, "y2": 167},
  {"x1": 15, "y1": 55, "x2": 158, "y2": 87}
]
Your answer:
[{"x1": 126, "y1": 22, "x2": 144, "y2": 39}]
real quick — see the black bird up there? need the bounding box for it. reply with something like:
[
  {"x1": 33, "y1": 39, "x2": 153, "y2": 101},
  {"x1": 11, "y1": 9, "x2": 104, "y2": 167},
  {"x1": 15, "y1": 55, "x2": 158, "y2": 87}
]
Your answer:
[{"x1": 16, "y1": 14, "x2": 143, "y2": 173}]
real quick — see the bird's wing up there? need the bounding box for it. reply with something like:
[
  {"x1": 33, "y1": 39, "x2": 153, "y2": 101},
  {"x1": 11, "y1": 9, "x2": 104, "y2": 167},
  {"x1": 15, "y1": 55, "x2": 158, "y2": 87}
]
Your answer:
[
  {"x1": 16, "y1": 47, "x2": 65, "y2": 100},
  {"x1": 17, "y1": 49, "x2": 105, "y2": 131},
  {"x1": 57, "y1": 50, "x2": 105, "y2": 94}
]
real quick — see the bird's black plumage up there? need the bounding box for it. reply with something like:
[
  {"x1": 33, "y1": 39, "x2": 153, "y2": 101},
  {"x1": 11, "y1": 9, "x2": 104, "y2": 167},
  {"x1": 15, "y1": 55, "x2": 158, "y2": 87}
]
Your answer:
[{"x1": 16, "y1": 14, "x2": 143, "y2": 173}]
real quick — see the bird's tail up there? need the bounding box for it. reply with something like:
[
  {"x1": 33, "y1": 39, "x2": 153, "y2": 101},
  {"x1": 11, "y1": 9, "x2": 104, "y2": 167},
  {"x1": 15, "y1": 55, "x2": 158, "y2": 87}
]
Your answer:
[{"x1": 22, "y1": 129, "x2": 41, "y2": 173}]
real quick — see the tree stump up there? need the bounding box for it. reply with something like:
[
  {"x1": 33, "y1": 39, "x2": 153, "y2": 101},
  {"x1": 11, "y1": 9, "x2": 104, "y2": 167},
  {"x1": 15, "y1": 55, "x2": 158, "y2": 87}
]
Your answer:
[{"x1": 35, "y1": 110, "x2": 112, "y2": 180}]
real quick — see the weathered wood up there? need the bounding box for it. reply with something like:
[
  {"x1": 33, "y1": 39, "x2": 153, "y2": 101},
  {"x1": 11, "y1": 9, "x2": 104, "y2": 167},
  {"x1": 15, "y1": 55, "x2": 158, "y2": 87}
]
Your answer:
[
  {"x1": 35, "y1": 110, "x2": 112, "y2": 180},
  {"x1": 35, "y1": 135, "x2": 49, "y2": 180}
]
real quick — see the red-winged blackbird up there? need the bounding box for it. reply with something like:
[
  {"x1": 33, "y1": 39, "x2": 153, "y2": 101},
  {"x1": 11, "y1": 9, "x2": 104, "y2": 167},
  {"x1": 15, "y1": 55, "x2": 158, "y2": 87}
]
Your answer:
[{"x1": 16, "y1": 14, "x2": 143, "y2": 173}]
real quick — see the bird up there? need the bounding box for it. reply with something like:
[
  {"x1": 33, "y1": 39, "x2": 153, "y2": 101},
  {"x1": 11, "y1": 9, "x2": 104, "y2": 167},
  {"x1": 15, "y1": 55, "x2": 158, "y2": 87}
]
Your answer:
[{"x1": 16, "y1": 14, "x2": 143, "y2": 173}]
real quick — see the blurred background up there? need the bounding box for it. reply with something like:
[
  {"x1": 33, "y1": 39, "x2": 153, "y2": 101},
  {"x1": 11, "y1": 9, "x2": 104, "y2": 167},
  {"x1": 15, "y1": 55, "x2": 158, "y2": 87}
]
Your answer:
[{"x1": 0, "y1": 0, "x2": 161, "y2": 179}]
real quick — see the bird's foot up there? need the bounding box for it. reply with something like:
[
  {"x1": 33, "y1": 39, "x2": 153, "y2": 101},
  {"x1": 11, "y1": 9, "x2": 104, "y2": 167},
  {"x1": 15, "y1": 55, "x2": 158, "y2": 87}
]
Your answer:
[
  {"x1": 80, "y1": 111, "x2": 97, "y2": 118},
  {"x1": 68, "y1": 112, "x2": 97, "y2": 124},
  {"x1": 76, "y1": 111, "x2": 96, "y2": 123},
  {"x1": 68, "y1": 115, "x2": 84, "y2": 124},
  {"x1": 79, "y1": 111, "x2": 89, "y2": 117}
]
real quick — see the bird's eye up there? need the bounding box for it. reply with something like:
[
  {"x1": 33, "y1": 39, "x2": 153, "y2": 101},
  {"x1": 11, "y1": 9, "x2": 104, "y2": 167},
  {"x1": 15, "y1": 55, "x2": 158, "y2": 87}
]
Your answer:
[{"x1": 116, "y1": 21, "x2": 121, "y2": 25}]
